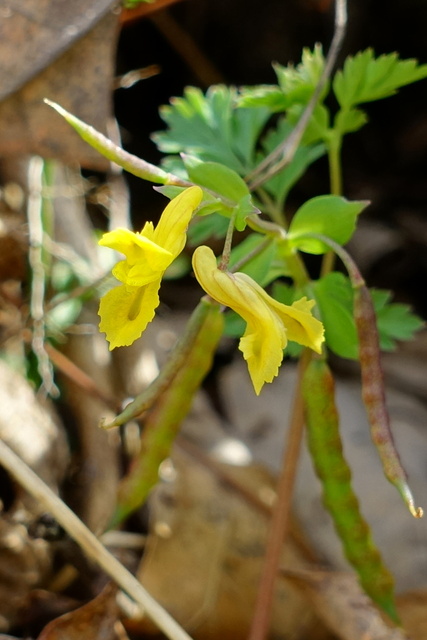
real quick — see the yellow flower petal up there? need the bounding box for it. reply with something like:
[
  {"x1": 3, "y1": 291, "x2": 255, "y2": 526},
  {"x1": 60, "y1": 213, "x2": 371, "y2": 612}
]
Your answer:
[
  {"x1": 153, "y1": 186, "x2": 203, "y2": 256},
  {"x1": 98, "y1": 187, "x2": 203, "y2": 349},
  {"x1": 99, "y1": 281, "x2": 160, "y2": 350},
  {"x1": 192, "y1": 245, "x2": 325, "y2": 394},
  {"x1": 238, "y1": 275, "x2": 324, "y2": 354}
]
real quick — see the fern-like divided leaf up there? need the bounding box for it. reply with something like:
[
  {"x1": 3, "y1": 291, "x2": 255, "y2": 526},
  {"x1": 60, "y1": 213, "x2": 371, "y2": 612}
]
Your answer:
[{"x1": 333, "y1": 49, "x2": 427, "y2": 109}]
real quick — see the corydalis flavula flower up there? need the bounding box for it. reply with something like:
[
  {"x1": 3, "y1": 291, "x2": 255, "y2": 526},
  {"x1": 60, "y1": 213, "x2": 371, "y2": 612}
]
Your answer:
[
  {"x1": 192, "y1": 245, "x2": 324, "y2": 394},
  {"x1": 99, "y1": 186, "x2": 203, "y2": 349}
]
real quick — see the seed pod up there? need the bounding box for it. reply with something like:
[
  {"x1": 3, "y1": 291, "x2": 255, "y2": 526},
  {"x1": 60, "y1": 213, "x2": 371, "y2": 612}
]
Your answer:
[
  {"x1": 354, "y1": 284, "x2": 423, "y2": 519},
  {"x1": 111, "y1": 301, "x2": 224, "y2": 527},
  {"x1": 302, "y1": 357, "x2": 399, "y2": 623}
]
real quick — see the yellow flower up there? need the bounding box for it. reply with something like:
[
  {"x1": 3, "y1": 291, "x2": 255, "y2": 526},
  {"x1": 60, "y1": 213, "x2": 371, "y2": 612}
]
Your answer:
[
  {"x1": 99, "y1": 186, "x2": 203, "y2": 349},
  {"x1": 192, "y1": 245, "x2": 324, "y2": 394}
]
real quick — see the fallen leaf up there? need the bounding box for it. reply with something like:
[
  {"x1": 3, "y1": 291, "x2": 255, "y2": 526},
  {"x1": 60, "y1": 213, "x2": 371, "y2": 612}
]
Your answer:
[
  {"x1": 0, "y1": 517, "x2": 52, "y2": 632},
  {"x1": 397, "y1": 589, "x2": 427, "y2": 640},
  {"x1": 37, "y1": 583, "x2": 127, "y2": 640},
  {"x1": 136, "y1": 448, "x2": 329, "y2": 640},
  {"x1": 0, "y1": 1, "x2": 119, "y2": 168}
]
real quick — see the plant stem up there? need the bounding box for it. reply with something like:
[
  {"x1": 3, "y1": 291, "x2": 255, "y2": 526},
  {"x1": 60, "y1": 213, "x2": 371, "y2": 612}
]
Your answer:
[
  {"x1": 248, "y1": 350, "x2": 311, "y2": 640},
  {"x1": 231, "y1": 237, "x2": 274, "y2": 273},
  {"x1": 219, "y1": 209, "x2": 238, "y2": 270},
  {"x1": 247, "y1": 0, "x2": 348, "y2": 190},
  {"x1": 328, "y1": 134, "x2": 343, "y2": 196},
  {"x1": 321, "y1": 134, "x2": 343, "y2": 276}
]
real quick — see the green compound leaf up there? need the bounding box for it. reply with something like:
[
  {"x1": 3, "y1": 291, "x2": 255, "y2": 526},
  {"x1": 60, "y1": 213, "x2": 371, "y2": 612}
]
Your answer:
[
  {"x1": 260, "y1": 117, "x2": 326, "y2": 206},
  {"x1": 334, "y1": 106, "x2": 368, "y2": 136},
  {"x1": 238, "y1": 45, "x2": 326, "y2": 112},
  {"x1": 274, "y1": 44, "x2": 326, "y2": 105},
  {"x1": 287, "y1": 195, "x2": 368, "y2": 254},
  {"x1": 333, "y1": 49, "x2": 427, "y2": 109},
  {"x1": 229, "y1": 233, "x2": 280, "y2": 284},
  {"x1": 313, "y1": 273, "x2": 425, "y2": 359},
  {"x1": 187, "y1": 213, "x2": 230, "y2": 245},
  {"x1": 153, "y1": 85, "x2": 271, "y2": 175},
  {"x1": 370, "y1": 289, "x2": 425, "y2": 350},
  {"x1": 237, "y1": 85, "x2": 289, "y2": 112},
  {"x1": 313, "y1": 272, "x2": 358, "y2": 359}
]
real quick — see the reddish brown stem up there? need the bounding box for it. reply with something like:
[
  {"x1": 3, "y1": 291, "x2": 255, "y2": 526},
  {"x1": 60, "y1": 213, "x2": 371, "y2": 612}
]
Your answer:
[{"x1": 248, "y1": 351, "x2": 311, "y2": 640}]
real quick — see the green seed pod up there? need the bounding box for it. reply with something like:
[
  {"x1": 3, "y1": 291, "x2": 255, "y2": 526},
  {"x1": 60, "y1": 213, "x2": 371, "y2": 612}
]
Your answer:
[
  {"x1": 302, "y1": 357, "x2": 399, "y2": 623},
  {"x1": 110, "y1": 301, "x2": 224, "y2": 527}
]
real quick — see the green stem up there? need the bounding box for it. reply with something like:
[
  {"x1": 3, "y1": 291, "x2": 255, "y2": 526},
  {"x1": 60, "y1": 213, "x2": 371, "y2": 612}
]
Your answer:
[
  {"x1": 321, "y1": 133, "x2": 343, "y2": 276},
  {"x1": 219, "y1": 209, "x2": 238, "y2": 271},
  {"x1": 328, "y1": 133, "x2": 343, "y2": 196},
  {"x1": 231, "y1": 237, "x2": 274, "y2": 273},
  {"x1": 285, "y1": 250, "x2": 311, "y2": 288},
  {"x1": 255, "y1": 187, "x2": 287, "y2": 227}
]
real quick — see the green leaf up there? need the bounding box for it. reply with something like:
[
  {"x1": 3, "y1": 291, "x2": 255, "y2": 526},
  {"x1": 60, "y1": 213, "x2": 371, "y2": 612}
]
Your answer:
[
  {"x1": 333, "y1": 49, "x2": 427, "y2": 109},
  {"x1": 187, "y1": 213, "x2": 230, "y2": 245},
  {"x1": 237, "y1": 85, "x2": 289, "y2": 112},
  {"x1": 183, "y1": 159, "x2": 259, "y2": 231},
  {"x1": 233, "y1": 194, "x2": 259, "y2": 231},
  {"x1": 238, "y1": 45, "x2": 326, "y2": 113},
  {"x1": 274, "y1": 44, "x2": 326, "y2": 105},
  {"x1": 184, "y1": 158, "x2": 249, "y2": 202},
  {"x1": 313, "y1": 275, "x2": 425, "y2": 358},
  {"x1": 153, "y1": 85, "x2": 271, "y2": 174},
  {"x1": 229, "y1": 234, "x2": 278, "y2": 284},
  {"x1": 313, "y1": 272, "x2": 358, "y2": 359},
  {"x1": 334, "y1": 107, "x2": 368, "y2": 135},
  {"x1": 156, "y1": 183, "x2": 227, "y2": 219},
  {"x1": 370, "y1": 290, "x2": 424, "y2": 350},
  {"x1": 287, "y1": 103, "x2": 331, "y2": 145},
  {"x1": 287, "y1": 195, "x2": 368, "y2": 254},
  {"x1": 260, "y1": 117, "x2": 326, "y2": 206}
]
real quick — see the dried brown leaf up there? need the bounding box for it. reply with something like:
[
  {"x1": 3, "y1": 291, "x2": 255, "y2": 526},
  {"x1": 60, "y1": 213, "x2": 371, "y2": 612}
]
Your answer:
[
  {"x1": 37, "y1": 583, "x2": 126, "y2": 640},
  {"x1": 0, "y1": 517, "x2": 52, "y2": 632},
  {"x1": 136, "y1": 449, "x2": 328, "y2": 640},
  {"x1": 397, "y1": 589, "x2": 427, "y2": 640},
  {"x1": 0, "y1": 1, "x2": 119, "y2": 168}
]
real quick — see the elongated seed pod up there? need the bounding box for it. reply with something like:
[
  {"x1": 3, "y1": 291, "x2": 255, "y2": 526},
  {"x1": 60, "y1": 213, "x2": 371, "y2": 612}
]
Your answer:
[
  {"x1": 110, "y1": 302, "x2": 224, "y2": 527},
  {"x1": 297, "y1": 233, "x2": 422, "y2": 518},
  {"x1": 354, "y1": 284, "x2": 423, "y2": 519},
  {"x1": 302, "y1": 358, "x2": 399, "y2": 623}
]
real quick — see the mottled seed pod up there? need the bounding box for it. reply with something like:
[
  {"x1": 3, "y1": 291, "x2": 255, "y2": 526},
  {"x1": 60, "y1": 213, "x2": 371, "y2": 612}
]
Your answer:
[
  {"x1": 302, "y1": 357, "x2": 399, "y2": 623},
  {"x1": 111, "y1": 301, "x2": 224, "y2": 527},
  {"x1": 354, "y1": 284, "x2": 422, "y2": 519}
]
